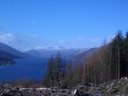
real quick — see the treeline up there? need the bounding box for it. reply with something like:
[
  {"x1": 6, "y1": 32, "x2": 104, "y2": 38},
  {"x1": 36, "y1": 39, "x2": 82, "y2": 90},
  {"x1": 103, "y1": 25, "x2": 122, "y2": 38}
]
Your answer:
[
  {"x1": 44, "y1": 31, "x2": 128, "y2": 87},
  {"x1": 43, "y1": 54, "x2": 64, "y2": 87}
]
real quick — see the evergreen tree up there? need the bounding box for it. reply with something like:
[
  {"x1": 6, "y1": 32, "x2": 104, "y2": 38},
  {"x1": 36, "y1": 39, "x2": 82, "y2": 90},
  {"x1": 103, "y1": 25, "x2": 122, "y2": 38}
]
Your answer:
[
  {"x1": 123, "y1": 32, "x2": 128, "y2": 77},
  {"x1": 111, "y1": 31, "x2": 123, "y2": 79},
  {"x1": 44, "y1": 53, "x2": 63, "y2": 87}
]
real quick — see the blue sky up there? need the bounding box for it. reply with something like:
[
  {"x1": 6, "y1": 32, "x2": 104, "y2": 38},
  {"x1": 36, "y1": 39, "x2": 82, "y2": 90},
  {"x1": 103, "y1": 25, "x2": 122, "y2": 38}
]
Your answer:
[{"x1": 0, "y1": 0, "x2": 128, "y2": 51}]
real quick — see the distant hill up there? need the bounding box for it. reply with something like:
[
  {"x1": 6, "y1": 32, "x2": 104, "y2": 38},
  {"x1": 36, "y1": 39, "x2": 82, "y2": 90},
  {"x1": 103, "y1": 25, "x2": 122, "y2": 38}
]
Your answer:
[
  {"x1": 0, "y1": 42, "x2": 24, "y2": 57},
  {"x1": 70, "y1": 48, "x2": 99, "y2": 64},
  {"x1": 25, "y1": 48, "x2": 89, "y2": 59},
  {"x1": 25, "y1": 48, "x2": 91, "y2": 61},
  {"x1": 0, "y1": 42, "x2": 24, "y2": 65},
  {"x1": 0, "y1": 42, "x2": 98, "y2": 65},
  {"x1": 0, "y1": 50, "x2": 17, "y2": 65}
]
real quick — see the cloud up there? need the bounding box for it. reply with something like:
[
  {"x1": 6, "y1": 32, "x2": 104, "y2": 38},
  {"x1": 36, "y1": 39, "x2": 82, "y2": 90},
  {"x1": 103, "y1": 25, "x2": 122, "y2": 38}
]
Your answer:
[
  {"x1": 0, "y1": 33, "x2": 15, "y2": 44},
  {"x1": 89, "y1": 38, "x2": 100, "y2": 42},
  {"x1": 0, "y1": 33, "x2": 44, "y2": 51},
  {"x1": 57, "y1": 40, "x2": 70, "y2": 47},
  {"x1": 106, "y1": 35, "x2": 115, "y2": 43},
  {"x1": 0, "y1": 33, "x2": 106, "y2": 51},
  {"x1": 76, "y1": 36, "x2": 85, "y2": 42},
  {"x1": 72, "y1": 36, "x2": 103, "y2": 48}
]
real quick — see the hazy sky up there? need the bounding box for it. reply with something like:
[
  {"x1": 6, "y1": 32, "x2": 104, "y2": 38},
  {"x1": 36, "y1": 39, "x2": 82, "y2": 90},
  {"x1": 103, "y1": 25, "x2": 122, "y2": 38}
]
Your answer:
[{"x1": 0, "y1": 0, "x2": 128, "y2": 51}]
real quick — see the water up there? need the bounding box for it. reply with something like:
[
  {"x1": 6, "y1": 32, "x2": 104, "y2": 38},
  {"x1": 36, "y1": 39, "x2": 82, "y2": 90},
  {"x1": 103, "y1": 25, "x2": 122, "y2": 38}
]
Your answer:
[{"x1": 0, "y1": 57, "x2": 48, "y2": 82}]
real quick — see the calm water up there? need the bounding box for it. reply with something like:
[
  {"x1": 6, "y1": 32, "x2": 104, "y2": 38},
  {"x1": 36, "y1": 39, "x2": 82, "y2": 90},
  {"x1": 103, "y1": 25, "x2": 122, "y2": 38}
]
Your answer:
[{"x1": 0, "y1": 57, "x2": 48, "y2": 82}]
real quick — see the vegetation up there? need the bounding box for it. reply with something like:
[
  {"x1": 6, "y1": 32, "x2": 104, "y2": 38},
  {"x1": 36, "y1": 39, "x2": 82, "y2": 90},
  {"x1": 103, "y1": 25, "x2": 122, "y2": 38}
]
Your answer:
[
  {"x1": 44, "y1": 31, "x2": 128, "y2": 87},
  {"x1": 0, "y1": 50, "x2": 16, "y2": 65},
  {"x1": 0, "y1": 57, "x2": 15, "y2": 65},
  {"x1": 44, "y1": 54, "x2": 64, "y2": 87}
]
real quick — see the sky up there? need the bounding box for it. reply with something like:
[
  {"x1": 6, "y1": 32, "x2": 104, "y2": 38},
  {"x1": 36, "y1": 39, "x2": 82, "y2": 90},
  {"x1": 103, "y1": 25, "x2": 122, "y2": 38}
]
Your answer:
[{"x1": 0, "y1": 0, "x2": 128, "y2": 51}]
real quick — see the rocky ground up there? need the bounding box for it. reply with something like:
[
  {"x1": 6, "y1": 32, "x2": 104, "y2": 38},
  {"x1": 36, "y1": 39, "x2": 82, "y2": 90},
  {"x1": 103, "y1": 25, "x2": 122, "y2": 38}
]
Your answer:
[{"x1": 1, "y1": 77, "x2": 128, "y2": 96}]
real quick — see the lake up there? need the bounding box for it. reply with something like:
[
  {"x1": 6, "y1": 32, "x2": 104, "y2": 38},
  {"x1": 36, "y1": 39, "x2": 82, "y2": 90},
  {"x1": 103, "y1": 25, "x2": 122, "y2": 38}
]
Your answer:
[{"x1": 0, "y1": 57, "x2": 48, "y2": 82}]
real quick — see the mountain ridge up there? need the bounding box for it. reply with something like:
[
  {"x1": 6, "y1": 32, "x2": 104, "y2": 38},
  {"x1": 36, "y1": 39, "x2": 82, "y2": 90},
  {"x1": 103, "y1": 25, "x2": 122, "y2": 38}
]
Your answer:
[{"x1": 0, "y1": 42, "x2": 25, "y2": 64}]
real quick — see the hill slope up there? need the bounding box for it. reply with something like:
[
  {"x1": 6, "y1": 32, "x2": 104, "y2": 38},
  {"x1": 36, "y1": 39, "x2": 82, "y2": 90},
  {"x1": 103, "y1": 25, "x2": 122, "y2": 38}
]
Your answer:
[
  {"x1": 0, "y1": 42, "x2": 24, "y2": 64},
  {"x1": 25, "y1": 48, "x2": 91, "y2": 61}
]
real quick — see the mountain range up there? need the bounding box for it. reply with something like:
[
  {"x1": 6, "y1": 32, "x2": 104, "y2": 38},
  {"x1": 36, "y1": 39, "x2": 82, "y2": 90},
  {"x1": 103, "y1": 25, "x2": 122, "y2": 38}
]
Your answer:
[
  {"x1": 0, "y1": 42, "x2": 97, "y2": 65},
  {"x1": 25, "y1": 48, "x2": 88, "y2": 59},
  {"x1": 0, "y1": 42, "x2": 99, "y2": 82}
]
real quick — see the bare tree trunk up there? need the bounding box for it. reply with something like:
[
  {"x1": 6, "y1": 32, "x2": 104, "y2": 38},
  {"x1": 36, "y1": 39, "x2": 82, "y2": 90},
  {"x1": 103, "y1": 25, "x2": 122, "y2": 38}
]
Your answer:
[{"x1": 118, "y1": 47, "x2": 120, "y2": 79}]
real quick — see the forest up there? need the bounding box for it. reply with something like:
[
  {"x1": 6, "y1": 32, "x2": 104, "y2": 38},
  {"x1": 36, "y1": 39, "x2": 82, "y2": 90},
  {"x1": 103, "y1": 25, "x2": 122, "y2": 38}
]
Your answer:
[{"x1": 44, "y1": 31, "x2": 128, "y2": 87}]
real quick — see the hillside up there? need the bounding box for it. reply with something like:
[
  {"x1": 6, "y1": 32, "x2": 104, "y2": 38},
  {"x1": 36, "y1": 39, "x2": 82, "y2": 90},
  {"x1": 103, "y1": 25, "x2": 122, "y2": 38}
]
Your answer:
[
  {"x1": 69, "y1": 48, "x2": 98, "y2": 65},
  {"x1": 0, "y1": 42, "x2": 24, "y2": 57},
  {"x1": 0, "y1": 50, "x2": 18, "y2": 65},
  {"x1": 0, "y1": 42, "x2": 24, "y2": 65},
  {"x1": 25, "y1": 48, "x2": 89, "y2": 59}
]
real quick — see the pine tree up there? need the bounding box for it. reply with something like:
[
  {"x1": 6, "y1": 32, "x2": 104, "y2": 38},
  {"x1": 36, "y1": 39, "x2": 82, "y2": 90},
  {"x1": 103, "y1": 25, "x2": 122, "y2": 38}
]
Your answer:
[
  {"x1": 111, "y1": 31, "x2": 123, "y2": 79},
  {"x1": 44, "y1": 54, "x2": 63, "y2": 87},
  {"x1": 123, "y1": 32, "x2": 128, "y2": 77}
]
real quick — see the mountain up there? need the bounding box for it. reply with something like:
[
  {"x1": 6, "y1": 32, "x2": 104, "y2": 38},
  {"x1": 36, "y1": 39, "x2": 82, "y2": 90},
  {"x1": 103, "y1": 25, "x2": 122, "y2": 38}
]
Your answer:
[
  {"x1": 70, "y1": 48, "x2": 99, "y2": 64},
  {"x1": 0, "y1": 50, "x2": 17, "y2": 65},
  {"x1": 0, "y1": 42, "x2": 25, "y2": 64},
  {"x1": 0, "y1": 42, "x2": 98, "y2": 65},
  {"x1": 0, "y1": 42, "x2": 24, "y2": 57},
  {"x1": 25, "y1": 48, "x2": 78, "y2": 59},
  {"x1": 25, "y1": 47, "x2": 91, "y2": 61},
  {"x1": 73, "y1": 48, "x2": 98, "y2": 58},
  {"x1": 26, "y1": 48, "x2": 98, "y2": 73}
]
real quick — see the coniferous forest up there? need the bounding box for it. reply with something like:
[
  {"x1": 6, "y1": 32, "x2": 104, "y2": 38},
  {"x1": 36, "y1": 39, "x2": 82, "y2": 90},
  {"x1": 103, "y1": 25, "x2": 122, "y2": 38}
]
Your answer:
[{"x1": 44, "y1": 31, "x2": 128, "y2": 87}]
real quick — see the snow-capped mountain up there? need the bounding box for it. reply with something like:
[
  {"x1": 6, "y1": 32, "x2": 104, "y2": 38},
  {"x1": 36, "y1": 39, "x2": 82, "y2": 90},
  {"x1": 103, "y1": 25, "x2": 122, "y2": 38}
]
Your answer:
[{"x1": 25, "y1": 47, "x2": 90, "y2": 59}]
